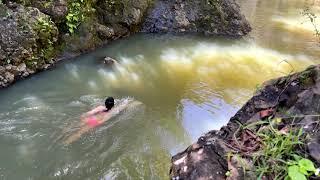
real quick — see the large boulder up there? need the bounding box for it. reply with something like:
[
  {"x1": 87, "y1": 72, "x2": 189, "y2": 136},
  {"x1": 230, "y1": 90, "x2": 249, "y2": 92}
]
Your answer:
[
  {"x1": 2, "y1": 0, "x2": 68, "y2": 23},
  {"x1": 0, "y1": 2, "x2": 58, "y2": 87},
  {"x1": 31, "y1": 0, "x2": 68, "y2": 24},
  {"x1": 96, "y1": 0, "x2": 153, "y2": 34},
  {"x1": 142, "y1": 0, "x2": 251, "y2": 36}
]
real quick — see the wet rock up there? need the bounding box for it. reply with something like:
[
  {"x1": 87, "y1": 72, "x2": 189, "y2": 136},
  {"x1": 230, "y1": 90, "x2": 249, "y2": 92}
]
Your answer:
[
  {"x1": 5, "y1": 64, "x2": 12, "y2": 71},
  {"x1": 103, "y1": 56, "x2": 117, "y2": 65},
  {"x1": 22, "y1": 71, "x2": 29, "y2": 77},
  {"x1": 4, "y1": 71, "x2": 14, "y2": 83},
  {"x1": 27, "y1": 68, "x2": 35, "y2": 75},
  {"x1": 17, "y1": 63, "x2": 27, "y2": 73},
  {"x1": 9, "y1": 65, "x2": 19, "y2": 76},
  {"x1": 96, "y1": 0, "x2": 152, "y2": 33},
  {"x1": 42, "y1": 64, "x2": 50, "y2": 70},
  {"x1": 170, "y1": 133, "x2": 228, "y2": 180},
  {"x1": 142, "y1": 0, "x2": 251, "y2": 36},
  {"x1": 96, "y1": 23, "x2": 115, "y2": 39},
  {"x1": 308, "y1": 135, "x2": 320, "y2": 163},
  {"x1": 26, "y1": 0, "x2": 68, "y2": 23},
  {"x1": 0, "y1": 66, "x2": 5, "y2": 74}
]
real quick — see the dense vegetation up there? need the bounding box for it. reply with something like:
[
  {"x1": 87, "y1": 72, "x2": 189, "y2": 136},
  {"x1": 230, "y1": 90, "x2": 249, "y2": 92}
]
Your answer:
[{"x1": 66, "y1": 0, "x2": 95, "y2": 33}]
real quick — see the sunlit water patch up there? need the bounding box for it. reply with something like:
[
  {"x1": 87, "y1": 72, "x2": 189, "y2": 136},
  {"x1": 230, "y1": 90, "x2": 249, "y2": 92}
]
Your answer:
[{"x1": 0, "y1": 0, "x2": 320, "y2": 179}]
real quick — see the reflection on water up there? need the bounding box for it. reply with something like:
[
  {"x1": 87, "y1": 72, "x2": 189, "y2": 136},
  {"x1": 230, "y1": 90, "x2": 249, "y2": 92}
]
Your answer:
[{"x1": 0, "y1": 0, "x2": 320, "y2": 179}]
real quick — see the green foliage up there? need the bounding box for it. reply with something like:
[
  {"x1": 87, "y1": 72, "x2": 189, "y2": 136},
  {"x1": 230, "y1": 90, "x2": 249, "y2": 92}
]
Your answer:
[
  {"x1": 205, "y1": 0, "x2": 226, "y2": 26},
  {"x1": 66, "y1": 0, "x2": 95, "y2": 34},
  {"x1": 43, "y1": 0, "x2": 52, "y2": 8},
  {"x1": 255, "y1": 83, "x2": 262, "y2": 93},
  {"x1": 31, "y1": 16, "x2": 57, "y2": 67},
  {"x1": 207, "y1": 0, "x2": 219, "y2": 6},
  {"x1": 13, "y1": 0, "x2": 32, "y2": 6},
  {"x1": 287, "y1": 165, "x2": 307, "y2": 180},
  {"x1": 247, "y1": 119, "x2": 305, "y2": 179},
  {"x1": 105, "y1": 0, "x2": 124, "y2": 15},
  {"x1": 244, "y1": 118, "x2": 320, "y2": 180},
  {"x1": 286, "y1": 158, "x2": 317, "y2": 180}
]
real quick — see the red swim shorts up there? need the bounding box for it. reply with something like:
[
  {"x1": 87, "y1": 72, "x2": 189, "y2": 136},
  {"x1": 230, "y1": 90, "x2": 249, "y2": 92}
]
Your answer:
[{"x1": 86, "y1": 117, "x2": 102, "y2": 128}]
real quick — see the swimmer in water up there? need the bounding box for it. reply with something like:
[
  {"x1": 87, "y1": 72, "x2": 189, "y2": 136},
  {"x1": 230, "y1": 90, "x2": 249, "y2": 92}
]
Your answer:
[
  {"x1": 81, "y1": 97, "x2": 115, "y2": 128},
  {"x1": 83, "y1": 97, "x2": 114, "y2": 116},
  {"x1": 63, "y1": 97, "x2": 142, "y2": 145}
]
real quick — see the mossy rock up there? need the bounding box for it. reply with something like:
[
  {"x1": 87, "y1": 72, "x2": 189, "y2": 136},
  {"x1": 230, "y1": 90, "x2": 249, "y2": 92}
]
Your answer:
[
  {"x1": 96, "y1": 0, "x2": 153, "y2": 31},
  {"x1": 0, "y1": 3, "x2": 58, "y2": 69},
  {"x1": 142, "y1": 0, "x2": 251, "y2": 36}
]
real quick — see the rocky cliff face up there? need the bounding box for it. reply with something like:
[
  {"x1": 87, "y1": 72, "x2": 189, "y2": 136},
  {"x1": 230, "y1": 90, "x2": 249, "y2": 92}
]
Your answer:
[
  {"x1": 0, "y1": 3, "x2": 58, "y2": 87},
  {"x1": 142, "y1": 0, "x2": 251, "y2": 36},
  {"x1": 170, "y1": 65, "x2": 320, "y2": 179},
  {"x1": 0, "y1": 0, "x2": 251, "y2": 88}
]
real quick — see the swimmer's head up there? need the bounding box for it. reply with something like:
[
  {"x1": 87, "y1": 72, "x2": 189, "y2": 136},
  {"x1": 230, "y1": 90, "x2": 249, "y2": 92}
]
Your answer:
[{"x1": 105, "y1": 97, "x2": 114, "y2": 110}]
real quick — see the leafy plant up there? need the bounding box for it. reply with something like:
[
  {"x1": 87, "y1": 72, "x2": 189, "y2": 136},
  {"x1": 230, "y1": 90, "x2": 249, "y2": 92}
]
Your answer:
[
  {"x1": 32, "y1": 16, "x2": 57, "y2": 66},
  {"x1": 251, "y1": 119, "x2": 303, "y2": 179},
  {"x1": 286, "y1": 158, "x2": 318, "y2": 180},
  {"x1": 245, "y1": 118, "x2": 320, "y2": 180},
  {"x1": 66, "y1": 0, "x2": 95, "y2": 34}
]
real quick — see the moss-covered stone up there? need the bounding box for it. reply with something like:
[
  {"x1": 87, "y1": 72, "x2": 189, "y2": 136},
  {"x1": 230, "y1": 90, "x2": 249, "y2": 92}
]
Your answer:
[
  {"x1": 142, "y1": 0, "x2": 251, "y2": 36},
  {"x1": 96, "y1": 0, "x2": 153, "y2": 32},
  {"x1": 0, "y1": 3, "x2": 58, "y2": 86}
]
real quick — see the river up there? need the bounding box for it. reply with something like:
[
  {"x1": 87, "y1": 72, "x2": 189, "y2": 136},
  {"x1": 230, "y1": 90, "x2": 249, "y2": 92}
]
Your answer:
[{"x1": 0, "y1": 0, "x2": 319, "y2": 179}]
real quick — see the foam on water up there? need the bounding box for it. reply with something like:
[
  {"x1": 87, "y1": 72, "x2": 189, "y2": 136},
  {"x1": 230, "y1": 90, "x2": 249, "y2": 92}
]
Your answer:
[
  {"x1": 100, "y1": 42, "x2": 315, "y2": 98},
  {"x1": 272, "y1": 15, "x2": 319, "y2": 33}
]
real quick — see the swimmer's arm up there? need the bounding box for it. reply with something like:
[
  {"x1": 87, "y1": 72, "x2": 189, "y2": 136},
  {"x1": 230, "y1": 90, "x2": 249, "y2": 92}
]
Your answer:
[
  {"x1": 99, "y1": 100, "x2": 131, "y2": 123},
  {"x1": 81, "y1": 106, "x2": 106, "y2": 119}
]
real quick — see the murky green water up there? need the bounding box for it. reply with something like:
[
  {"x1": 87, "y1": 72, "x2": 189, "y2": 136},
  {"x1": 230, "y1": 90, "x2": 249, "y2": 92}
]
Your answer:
[{"x1": 1, "y1": 0, "x2": 320, "y2": 179}]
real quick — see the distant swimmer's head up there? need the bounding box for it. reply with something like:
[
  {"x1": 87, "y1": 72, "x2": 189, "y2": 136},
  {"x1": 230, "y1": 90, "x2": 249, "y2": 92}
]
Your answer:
[{"x1": 105, "y1": 97, "x2": 115, "y2": 110}]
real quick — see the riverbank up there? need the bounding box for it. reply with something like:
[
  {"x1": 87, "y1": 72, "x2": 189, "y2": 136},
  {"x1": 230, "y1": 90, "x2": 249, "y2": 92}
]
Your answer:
[
  {"x1": 0, "y1": 0, "x2": 251, "y2": 88},
  {"x1": 170, "y1": 64, "x2": 320, "y2": 179}
]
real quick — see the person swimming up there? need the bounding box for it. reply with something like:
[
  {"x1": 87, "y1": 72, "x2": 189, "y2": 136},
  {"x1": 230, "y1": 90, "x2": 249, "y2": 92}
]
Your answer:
[
  {"x1": 63, "y1": 97, "x2": 142, "y2": 145},
  {"x1": 82, "y1": 97, "x2": 115, "y2": 117},
  {"x1": 80, "y1": 97, "x2": 115, "y2": 128}
]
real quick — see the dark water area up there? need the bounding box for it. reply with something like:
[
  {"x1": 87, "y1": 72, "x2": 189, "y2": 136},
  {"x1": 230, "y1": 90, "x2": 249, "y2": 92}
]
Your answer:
[{"x1": 0, "y1": 0, "x2": 320, "y2": 179}]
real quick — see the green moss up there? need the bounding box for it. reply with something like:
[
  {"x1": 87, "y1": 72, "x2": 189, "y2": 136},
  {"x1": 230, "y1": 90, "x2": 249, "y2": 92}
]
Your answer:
[
  {"x1": 298, "y1": 70, "x2": 315, "y2": 86},
  {"x1": 105, "y1": 0, "x2": 125, "y2": 15},
  {"x1": 0, "y1": 3, "x2": 9, "y2": 17},
  {"x1": 206, "y1": 0, "x2": 227, "y2": 27}
]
